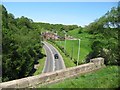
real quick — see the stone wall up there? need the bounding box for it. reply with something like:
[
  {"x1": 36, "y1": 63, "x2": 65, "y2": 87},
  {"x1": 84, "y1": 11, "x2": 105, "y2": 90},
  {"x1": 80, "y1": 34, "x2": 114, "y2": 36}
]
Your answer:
[{"x1": 0, "y1": 57, "x2": 105, "y2": 88}]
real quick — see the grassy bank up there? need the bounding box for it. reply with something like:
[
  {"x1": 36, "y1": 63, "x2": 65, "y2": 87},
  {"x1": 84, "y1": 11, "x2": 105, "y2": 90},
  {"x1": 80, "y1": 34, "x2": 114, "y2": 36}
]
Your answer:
[
  {"x1": 53, "y1": 28, "x2": 92, "y2": 64},
  {"x1": 55, "y1": 39, "x2": 91, "y2": 63},
  {"x1": 48, "y1": 41, "x2": 76, "y2": 68},
  {"x1": 41, "y1": 66, "x2": 119, "y2": 88},
  {"x1": 33, "y1": 48, "x2": 46, "y2": 75}
]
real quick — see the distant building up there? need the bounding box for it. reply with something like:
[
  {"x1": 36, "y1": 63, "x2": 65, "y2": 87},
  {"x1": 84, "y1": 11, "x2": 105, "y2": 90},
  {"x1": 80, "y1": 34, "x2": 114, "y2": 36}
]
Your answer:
[
  {"x1": 42, "y1": 31, "x2": 75, "y2": 40},
  {"x1": 42, "y1": 31, "x2": 59, "y2": 40}
]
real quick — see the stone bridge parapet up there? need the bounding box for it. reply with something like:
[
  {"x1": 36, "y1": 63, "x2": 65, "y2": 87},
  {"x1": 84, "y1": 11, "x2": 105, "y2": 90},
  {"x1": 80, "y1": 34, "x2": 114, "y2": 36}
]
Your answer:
[{"x1": 0, "y1": 57, "x2": 105, "y2": 88}]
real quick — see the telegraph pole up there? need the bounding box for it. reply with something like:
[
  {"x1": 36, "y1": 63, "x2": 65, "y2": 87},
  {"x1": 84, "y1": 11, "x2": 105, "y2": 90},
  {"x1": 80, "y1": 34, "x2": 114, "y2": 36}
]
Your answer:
[
  {"x1": 77, "y1": 39, "x2": 80, "y2": 66},
  {"x1": 64, "y1": 33, "x2": 66, "y2": 53},
  {"x1": 71, "y1": 42, "x2": 74, "y2": 60}
]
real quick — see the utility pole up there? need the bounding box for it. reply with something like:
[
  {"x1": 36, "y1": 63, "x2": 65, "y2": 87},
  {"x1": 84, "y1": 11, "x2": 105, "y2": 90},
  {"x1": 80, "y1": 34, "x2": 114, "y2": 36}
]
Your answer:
[
  {"x1": 63, "y1": 30, "x2": 67, "y2": 53},
  {"x1": 57, "y1": 31, "x2": 61, "y2": 47},
  {"x1": 64, "y1": 33, "x2": 66, "y2": 53},
  {"x1": 71, "y1": 42, "x2": 74, "y2": 60},
  {"x1": 60, "y1": 40, "x2": 61, "y2": 46},
  {"x1": 77, "y1": 39, "x2": 80, "y2": 66}
]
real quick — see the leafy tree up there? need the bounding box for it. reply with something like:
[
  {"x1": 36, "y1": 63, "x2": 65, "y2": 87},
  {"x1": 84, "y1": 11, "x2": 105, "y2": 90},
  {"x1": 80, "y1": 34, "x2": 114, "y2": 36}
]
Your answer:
[
  {"x1": 86, "y1": 6, "x2": 119, "y2": 65},
  {"x1": 2, "y1": 5, "x2": 43, "y2": 81}
]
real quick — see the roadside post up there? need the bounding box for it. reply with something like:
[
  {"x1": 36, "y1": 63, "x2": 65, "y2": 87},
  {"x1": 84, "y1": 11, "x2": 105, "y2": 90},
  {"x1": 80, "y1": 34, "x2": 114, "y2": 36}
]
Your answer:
[
  {"x1": 77, "y1": 39, "x2": 81, "y2": 66},
  {"x1": 64, "y1": 31, "x2": 66, "y2": 53}
]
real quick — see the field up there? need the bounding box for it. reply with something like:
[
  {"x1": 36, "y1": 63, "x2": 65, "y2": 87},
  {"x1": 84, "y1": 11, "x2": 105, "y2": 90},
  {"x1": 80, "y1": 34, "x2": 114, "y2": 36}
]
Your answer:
[
  {"x1": 55, "y1": 28, "x2": 93, "y2": 64},
  {"x1": 41, "y1": 66, "x2": 120, "y2": 88}
]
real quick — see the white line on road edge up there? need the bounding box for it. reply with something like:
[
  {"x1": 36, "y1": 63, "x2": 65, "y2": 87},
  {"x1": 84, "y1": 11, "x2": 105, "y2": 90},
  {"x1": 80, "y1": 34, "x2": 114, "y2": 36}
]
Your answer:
[
  {"x1": 42, "y1": 46, "x2": 47, "y2": 73},
  {"x1": 43, "y1": 42, "x2": 55, "y2": 72}
]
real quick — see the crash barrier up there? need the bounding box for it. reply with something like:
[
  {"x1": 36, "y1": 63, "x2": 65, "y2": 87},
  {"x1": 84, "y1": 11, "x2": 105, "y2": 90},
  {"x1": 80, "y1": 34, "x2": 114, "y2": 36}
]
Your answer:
[{"x1": 0, "y1": 57, "x2": 105, "y2": 88}]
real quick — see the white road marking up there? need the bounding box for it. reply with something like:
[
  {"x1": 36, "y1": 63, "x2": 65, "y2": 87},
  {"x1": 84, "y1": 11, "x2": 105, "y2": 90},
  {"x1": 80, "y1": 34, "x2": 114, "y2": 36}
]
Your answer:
[
  {"x1": 43, "y1": 42, "x2": 55, "y2": 72},
  {"x1": 42, "y1": 46, "x2": 47, "y2": 73}
]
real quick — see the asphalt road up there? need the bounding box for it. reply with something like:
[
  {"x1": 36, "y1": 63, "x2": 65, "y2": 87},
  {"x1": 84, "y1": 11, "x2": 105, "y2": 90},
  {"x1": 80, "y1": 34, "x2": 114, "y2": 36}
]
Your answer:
[{"x1": 42, "y1": 41, "x2": 66, "y2": 73}]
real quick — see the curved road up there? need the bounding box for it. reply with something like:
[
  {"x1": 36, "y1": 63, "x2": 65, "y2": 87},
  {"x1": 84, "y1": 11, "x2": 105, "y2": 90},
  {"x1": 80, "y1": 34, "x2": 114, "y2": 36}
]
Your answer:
[{"x1": 42, "y1": 41, "x2": 66, "y2": 73}]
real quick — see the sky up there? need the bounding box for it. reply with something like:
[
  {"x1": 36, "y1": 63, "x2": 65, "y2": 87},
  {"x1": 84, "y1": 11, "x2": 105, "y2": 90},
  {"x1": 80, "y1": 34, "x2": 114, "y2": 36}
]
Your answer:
[{"x1": 3, "y1": 2, "x2": 118, "y2": 27}]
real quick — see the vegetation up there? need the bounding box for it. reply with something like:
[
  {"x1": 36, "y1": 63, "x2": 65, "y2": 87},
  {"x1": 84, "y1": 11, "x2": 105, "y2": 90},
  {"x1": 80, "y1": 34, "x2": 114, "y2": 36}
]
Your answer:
[
  {"x1": 0, "y1": 5, "x2": 2, "y2": 82},
  {"x1": 48, "y1": 41, "x2": 76, "y2": 67},
  {"x1": 66, "y1": 28, "x2": 93, "y2": 63},
  {"x1": 84, "y1": 6, "x2": 119, "y2": 65},
  {"x1": 35, "y1": 22, "x2": 79, "y2": 38},
  {"x1": 1, "y1": 5, "x2": 79, "y2": 81},
  {"x1": 33, "y1": 48, "x2": 46, "y2": 75},
  {"x1": 40, "y1": 66, "x2": 120, "y2": 88},
  {"x1": 1, "y1": 2, "x2": 119, "y2": 85},
  {"x1": 40, "y1": 5, "x2": 119, "y2": 88},
  {"x1": 62, "y1": 6, "x2": 119, "y2": 66},
  {"x1": 2, "y1": 5, "x2": 44, "y2": 82},
  {"x1": 55, "y1": 39, "x2": 92, "y2": 64}
]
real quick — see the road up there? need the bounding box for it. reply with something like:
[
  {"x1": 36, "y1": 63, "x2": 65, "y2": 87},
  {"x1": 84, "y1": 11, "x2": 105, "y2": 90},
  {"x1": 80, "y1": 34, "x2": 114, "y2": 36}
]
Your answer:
[{"x1": 42, "y1": 41, "x2": 66, "y2": 73}]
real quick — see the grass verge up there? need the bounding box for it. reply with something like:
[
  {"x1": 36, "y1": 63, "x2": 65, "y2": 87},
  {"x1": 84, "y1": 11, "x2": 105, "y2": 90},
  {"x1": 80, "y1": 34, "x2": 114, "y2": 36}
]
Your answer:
[
  {"x1": 33, "y1": 48, "x2": 46, "y2": 75},
  {"x1": 41, "y1": 66, "x2": 119, "y2": 88},
  {"x1": 55, "y1": 39, "x2": 92, "y2": 64},
  {"x1": 48, "y1": 41, "x2": 76, "y2": 68}
]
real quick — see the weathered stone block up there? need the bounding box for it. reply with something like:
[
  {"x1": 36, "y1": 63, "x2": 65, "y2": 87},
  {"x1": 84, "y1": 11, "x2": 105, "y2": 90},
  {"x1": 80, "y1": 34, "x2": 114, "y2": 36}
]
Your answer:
[
  {"x1": 0, "y1": 57, "x2": 105, "y2": 88},
  {"x1": 16, "y1": 78, "x2": 29, "y2": 88},
  {"x1": 0, "y1": 80, "x2": 18, "y2": 88}
]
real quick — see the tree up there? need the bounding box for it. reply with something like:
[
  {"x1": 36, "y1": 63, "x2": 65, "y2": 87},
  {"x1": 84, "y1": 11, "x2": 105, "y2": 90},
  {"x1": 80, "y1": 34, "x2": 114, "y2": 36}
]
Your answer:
[
  {"x1": 2, "y1": 5, "x2": 43, "y2": 81},
  {"x1": 86, "y1": 6, "x2": 119, "y2": 65}
]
